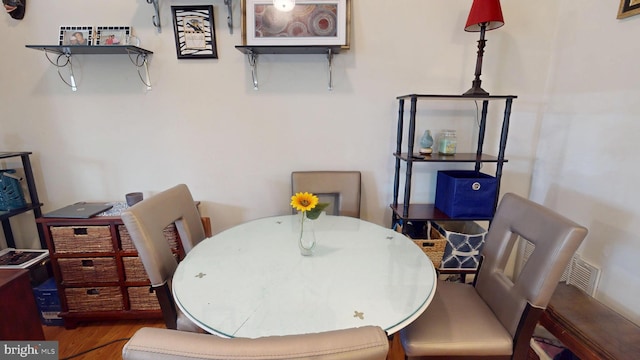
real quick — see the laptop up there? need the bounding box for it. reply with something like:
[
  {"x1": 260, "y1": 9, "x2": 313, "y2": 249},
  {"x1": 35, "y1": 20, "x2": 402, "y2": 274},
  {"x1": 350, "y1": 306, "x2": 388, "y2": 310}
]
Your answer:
[{"x1": 43, "y1": 202, "x2": 113, "y2": 219}]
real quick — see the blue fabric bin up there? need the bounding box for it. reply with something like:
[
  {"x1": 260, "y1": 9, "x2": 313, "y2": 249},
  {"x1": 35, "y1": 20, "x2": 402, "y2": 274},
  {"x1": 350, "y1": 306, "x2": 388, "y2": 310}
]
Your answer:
[
  {"x1": 32, "y1": 277, "x2": 64, "y2": 326},
  {"x1": 434, "y1": 170, "x2": 497, "y2": 218}
]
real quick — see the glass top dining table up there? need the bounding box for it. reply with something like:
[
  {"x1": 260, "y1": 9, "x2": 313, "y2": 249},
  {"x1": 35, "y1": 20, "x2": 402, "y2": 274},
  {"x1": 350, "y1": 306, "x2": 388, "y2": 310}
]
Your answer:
[{"x1": 172, "y1": 214, "x2": 437, "y2": 338}]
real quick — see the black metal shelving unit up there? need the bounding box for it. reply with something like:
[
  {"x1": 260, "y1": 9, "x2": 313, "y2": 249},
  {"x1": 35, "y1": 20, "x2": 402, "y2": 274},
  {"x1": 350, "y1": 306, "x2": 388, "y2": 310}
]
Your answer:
[{"x1": 0, "y1": 152, "x2": 45, "y2": 249}]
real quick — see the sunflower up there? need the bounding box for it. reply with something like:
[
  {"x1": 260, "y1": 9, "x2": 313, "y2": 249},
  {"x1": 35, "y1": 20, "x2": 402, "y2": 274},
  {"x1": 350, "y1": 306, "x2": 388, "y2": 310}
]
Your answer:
[{"x1": 290, "y1": 192, "x2": 319, "y2": 212}]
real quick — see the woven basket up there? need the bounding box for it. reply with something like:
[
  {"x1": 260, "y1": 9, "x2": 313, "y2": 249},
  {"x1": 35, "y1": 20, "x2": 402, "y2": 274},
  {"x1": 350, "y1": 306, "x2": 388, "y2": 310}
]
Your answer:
[
  {"x1": 128, "y1": 286, "x2": 160, "y2": 311},
  {"x1": 119, "y1": 224, "x2": 179, "y2": 251},
  {"x1": 122, "y1": 257, "x2": 150, "y2": 282},
  {"x1": 65, "y1": 287, "x2": 123, "y2": 312},
  {"x1": 58, "y1": 257, "x2": 118, "y2": 284},
  {"x1": 0, "y1": 169, "x2": 26, "y2": 211},
  {"x1": 51, "y1": 226, "x2": 112, "y2": 253},
  {"x1": 412, "y1": 227, "x2": 446, "y2": 268}
]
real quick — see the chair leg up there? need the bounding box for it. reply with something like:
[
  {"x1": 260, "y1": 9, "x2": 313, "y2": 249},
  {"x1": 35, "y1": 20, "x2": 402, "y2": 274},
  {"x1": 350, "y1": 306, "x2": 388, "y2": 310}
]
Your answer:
[{"x1": 153, "y1": 284, "x2": 178, "y2": 330}]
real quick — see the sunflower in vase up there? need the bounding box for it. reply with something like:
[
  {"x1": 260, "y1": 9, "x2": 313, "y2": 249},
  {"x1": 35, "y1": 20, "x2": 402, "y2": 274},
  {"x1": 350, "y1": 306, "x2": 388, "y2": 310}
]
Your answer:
[{"x1": 290, "y1": 192, "x2": 329, "y2": 255}]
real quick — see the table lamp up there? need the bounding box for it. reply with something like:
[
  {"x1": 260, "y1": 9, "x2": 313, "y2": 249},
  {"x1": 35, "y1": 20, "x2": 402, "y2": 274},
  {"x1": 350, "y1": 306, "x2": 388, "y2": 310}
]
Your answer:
[{"x1": 463, "y1": 0, "x2": 504, "y2": 96}]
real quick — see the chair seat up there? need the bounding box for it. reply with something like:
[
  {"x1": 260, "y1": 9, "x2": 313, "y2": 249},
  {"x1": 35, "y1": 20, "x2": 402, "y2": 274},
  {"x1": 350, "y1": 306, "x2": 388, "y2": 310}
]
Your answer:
[{"x1": 400, "y1": 280, "x2": 513, "y2": 357}]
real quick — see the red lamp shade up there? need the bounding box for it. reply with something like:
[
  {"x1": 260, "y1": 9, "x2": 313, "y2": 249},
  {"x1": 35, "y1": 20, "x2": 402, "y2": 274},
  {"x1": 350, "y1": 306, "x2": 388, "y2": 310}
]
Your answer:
[{"x1": 465, "y1": 0, "x2": 504, "y2": 32}]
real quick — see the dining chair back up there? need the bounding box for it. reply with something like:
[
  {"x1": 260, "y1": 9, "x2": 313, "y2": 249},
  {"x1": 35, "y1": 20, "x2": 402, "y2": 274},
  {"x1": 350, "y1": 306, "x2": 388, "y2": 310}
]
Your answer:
[
  {"x1": 122, "y1": 326, "x2": 389, "y2": 360},
  {"x1": 121, "y1": 184, "x2": 204, "y2": 331},
  {"x1": 400, "y1": 193, "x2": 588, "y2": 359},
  {"x1": 291, "y1": 171, "x2": 361, "y2": 218}
]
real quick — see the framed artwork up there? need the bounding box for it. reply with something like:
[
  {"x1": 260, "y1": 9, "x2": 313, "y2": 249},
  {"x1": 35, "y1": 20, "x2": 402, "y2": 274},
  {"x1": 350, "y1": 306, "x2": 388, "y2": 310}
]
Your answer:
[
  {"x1": 59, "y1": 26, "x2": 93, "y2": 46},
  {"x1": 241, "y1": 0, "x2": 350, "y2": 48},
  {"x1": 95, "y1": 26, "x2": 130, "y2": 45},
  {"x1": 618, "y1": 0, "x2": 640, "y2": 19},
  {"x1": 171, "y1": 5, "x2": 218, "y2": 59}
]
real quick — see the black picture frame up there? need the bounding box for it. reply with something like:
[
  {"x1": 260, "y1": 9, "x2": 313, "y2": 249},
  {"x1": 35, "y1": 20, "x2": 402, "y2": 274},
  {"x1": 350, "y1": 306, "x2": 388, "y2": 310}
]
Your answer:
[
  {"x1": 617, "y1": 0, "x2": 640, "y2": 19},
  {"x1": 171, "y1": 5, "x2": 218, "y2": 59}
]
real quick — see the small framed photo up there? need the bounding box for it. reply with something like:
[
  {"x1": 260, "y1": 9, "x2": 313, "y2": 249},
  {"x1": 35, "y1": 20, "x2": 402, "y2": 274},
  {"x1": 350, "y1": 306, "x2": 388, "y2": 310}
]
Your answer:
[
  {"x1": 241, "y1": 0, "x2": 350, "y2": 47},
  {"x1": 171, "y1": 5, "x2": 218, "y2": 59},
  {"x1": 59, "y1": 26, "x2": 93, "y2": 46},
  {"x1": 95, "y1": 26, "x2": 131, "y2": 45}
]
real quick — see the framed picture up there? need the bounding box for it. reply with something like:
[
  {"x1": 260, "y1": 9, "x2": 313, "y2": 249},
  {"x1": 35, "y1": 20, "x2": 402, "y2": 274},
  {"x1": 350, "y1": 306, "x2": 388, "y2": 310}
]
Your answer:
[
  {"x1": 59, "y1": 26, "x2": 93, "y2": 46},
  {"x1": 171, "y1": 5, "x2": 218, "y2": 59},
  {"x1": 241, "y1": 0, "x2": 350, "y2": 48},
  {"x1": 95, "y1": 26, "x2": 130, "y2": 46},
  {"x1": 618, "y1": 0, "x2": 640, "y2": 19}
]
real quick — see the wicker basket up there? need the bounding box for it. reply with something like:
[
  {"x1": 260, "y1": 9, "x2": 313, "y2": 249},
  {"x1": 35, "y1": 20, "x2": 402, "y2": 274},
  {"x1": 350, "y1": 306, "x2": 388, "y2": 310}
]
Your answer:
[
  {"x1": 127, "y1": 286, "x2": 160, "y2": 311},
  {"x1": 0, "y1": 169, "x2": 26, "y2": 211},
  {"x1": 58, "y1": 257, "x2": 118, "y2": 284},
  {"x1": 65, "y1": 287, "x2": 123, "y2": 312},
  {"x1": 412, "y1": 227, "x2": 446, "y2": 268},
  {"x1": 122, "y1": 257, "x2": 150, "y2": 282},
  {"x1": 119, "y1": 224, "x2": 179, "y2": 251},
  {"x1": 51, "y1": 226, "x2": 112, "y2": 253}
]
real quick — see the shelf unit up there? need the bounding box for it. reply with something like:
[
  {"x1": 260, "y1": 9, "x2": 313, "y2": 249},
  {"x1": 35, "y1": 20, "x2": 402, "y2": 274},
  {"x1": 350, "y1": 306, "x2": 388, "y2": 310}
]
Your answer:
[
  {"x1": 235, "y1": 45, "x2": 343, "y2": 90},
  {"x1": 390, "y1": 94, "x2": 516, "y2": 276},
  {"x1": 25, "y1": 45, "x2": 153, "y2": 91},
  {"x1": 0, "y1": 152, "x2": 45, "y2": 249}
]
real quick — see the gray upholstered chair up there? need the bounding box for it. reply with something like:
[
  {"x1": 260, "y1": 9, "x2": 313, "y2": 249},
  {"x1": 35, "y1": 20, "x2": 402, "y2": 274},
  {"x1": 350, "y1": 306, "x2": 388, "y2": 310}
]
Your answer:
[
  {"x1": 122, "y1": 326, "x2": 389, "y2": 360},
  {"x1": 121, "y1": 184, "x2": 206, "y2": 332},
  {"x1": 400, "y1": 193, "x2": 588, "y2": 360},
  {"x1": 291, "y1": 171, "x2": 361, "y2": 218}
]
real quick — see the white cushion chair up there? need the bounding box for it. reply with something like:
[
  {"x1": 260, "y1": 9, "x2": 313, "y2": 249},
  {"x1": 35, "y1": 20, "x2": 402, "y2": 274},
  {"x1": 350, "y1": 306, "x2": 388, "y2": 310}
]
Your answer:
[
  {"x1": 291, "y1": 171, "x2": 362, "y2": 218},
  {"x1": 121, "y1": 184, "x2": 206, "y2": 332},
  {"x1": 122, "y1": 326, "x2": 389, "y2": 360},
  {"x1": 400, "y1": 193, "x2": 588, "y2": 360}
]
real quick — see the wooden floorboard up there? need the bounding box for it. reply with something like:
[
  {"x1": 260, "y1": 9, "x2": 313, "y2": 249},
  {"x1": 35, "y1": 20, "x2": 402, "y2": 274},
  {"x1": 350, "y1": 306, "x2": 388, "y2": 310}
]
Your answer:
[
  {"x1": 43, "y1": 319, "x2": 406, "y2": 359},
  {"x1": 42, "y1": 319, "x2": 165, "y2": 359}
]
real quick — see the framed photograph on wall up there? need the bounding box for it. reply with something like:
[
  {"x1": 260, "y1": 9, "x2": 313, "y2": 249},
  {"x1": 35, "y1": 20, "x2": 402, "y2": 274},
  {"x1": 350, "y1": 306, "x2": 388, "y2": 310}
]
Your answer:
[
  {"x1": 59, "y1": 26, "x2": 93, "y2": 46},
  {"x1": 617, "y1": 0, "x2": 640, "y2": 19},
  {"x1": 95, "y1": 26, "x2": 130, "y2": 45},
  {"x1": 171, "y1": 5, "x2": 218, "y2": 59},
  {"x1": 241, "y1": 0, "x2": 350, "y2": 48}
]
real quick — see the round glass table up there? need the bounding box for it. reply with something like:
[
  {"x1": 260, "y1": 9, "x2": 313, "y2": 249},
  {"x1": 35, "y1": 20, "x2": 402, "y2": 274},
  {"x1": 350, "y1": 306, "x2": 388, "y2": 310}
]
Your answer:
[{"x1": 172, "y1": 214, "x2": 437, "y2": 338}]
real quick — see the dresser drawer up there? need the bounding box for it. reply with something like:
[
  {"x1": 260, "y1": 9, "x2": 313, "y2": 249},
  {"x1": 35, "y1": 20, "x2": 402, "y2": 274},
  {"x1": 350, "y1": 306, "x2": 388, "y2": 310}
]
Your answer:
[
  {"x1": 58, "y1": 257, "x2": 118, "y2": 284},
  {"x1": 127, "y1": 286, "x2": 160, "y2": 311},
  {"x1": 118, "y1": 224, "x2": 180, "y2": 251},
  {"x1": 65, "y1": 287, "x2": 124, "y2": 312},
  {"x1": 122, "y1": 257, "x2": 149, "y2": 282},
  {"x1": 51, "y1": 226, "x2": 112, "y2": 253}
]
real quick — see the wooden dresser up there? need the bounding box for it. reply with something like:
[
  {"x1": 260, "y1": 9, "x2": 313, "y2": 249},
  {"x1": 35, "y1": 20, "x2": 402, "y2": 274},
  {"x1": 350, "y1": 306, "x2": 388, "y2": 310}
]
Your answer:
[
  {"x1": 535, "y1": 283, "x2": 640, "y2": 359},
  {"x1": 37, "y1": 214, "x2": 186, "y2": 329},
  {"x1": 0, "y1": 269, "x2": 45, "y2": 340}
]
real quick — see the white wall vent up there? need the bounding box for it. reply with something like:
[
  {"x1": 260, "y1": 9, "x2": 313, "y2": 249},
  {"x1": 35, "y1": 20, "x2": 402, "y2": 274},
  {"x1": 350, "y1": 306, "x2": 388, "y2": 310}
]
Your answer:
[
  {"x1": 566, "y1": 255, "x2": 601, "y2": 297},
  {"x1": 519, "y1": 240, "x2": 599, "y2": 296}
]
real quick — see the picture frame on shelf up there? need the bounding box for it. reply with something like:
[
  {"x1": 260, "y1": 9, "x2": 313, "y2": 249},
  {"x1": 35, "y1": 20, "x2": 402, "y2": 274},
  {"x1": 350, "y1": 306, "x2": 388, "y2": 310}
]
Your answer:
[
  {"x1": 171, "y1": 5, "x2": 218, "y2": 59},
  {"x1": 59, "y1": 26, "x2": 93, "y2": 46},
  {"x1": 94, "y1": 26, "x2": 130, "y2": 46},
  {"x1": 617, "y1": 0, "x2": 640, "y2": 19},
  {"x1": 241, "y1": 0, "x2": 350, "y2": 48}
]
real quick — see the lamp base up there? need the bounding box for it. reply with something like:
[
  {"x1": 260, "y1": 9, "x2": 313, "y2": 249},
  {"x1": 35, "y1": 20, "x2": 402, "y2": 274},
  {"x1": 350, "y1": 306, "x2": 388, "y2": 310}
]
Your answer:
[{"x1": 463, "y1": 81, "x2": 489, "y2": 96}]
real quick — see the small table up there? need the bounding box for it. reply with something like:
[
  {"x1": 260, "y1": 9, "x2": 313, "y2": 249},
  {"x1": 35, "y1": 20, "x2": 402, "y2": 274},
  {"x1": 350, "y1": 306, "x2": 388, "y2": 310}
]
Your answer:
[{"x1": 173, "y1": 215, "x2": 437, "y2": 338}]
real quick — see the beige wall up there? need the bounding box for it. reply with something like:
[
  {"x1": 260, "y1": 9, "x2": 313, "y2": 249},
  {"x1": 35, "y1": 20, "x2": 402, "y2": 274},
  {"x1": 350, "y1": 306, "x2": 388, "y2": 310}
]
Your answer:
[{"x1": 1, "y1": 1, "x2": 638, "y2": 324}]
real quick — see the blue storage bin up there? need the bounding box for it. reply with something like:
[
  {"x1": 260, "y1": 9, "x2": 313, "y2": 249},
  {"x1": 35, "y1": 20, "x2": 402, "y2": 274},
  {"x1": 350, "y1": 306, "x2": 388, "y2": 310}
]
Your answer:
[
  {"x1": 0, "y1": 169, "x2": 27, "y2": 211},
  {"x1": 432, "y1": 221, "x2": 487, "y2": 269},
  {"x1": 32, "y1": 277, "x2": 64, "y2": 326},
  {"x1": 434, "y1": 170, "x2": 497, "y2": 218}
]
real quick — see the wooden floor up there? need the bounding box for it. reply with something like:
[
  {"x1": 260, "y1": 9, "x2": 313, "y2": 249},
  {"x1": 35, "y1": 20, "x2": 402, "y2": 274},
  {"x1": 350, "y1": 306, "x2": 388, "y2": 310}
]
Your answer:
[{"x1": 43, "y1": 319, "x2": 406, "y2": 359}]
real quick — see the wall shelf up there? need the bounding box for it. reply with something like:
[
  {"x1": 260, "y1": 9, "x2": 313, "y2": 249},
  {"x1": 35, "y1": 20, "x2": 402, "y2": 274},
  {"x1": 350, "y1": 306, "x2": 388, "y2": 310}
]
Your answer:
[
  {"x1": 235, "y1": 45, "x2": 343, "y2": 91},
  {"x1": 26, "y1": 45, "x2": 153, "y2": 91}
]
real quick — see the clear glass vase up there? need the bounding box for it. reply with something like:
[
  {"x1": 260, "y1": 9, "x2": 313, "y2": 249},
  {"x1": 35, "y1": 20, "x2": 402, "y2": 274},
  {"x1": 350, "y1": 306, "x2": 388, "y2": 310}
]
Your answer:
[{"x1": 298, "y1": 212, "x2": 316, "y2": 256}]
